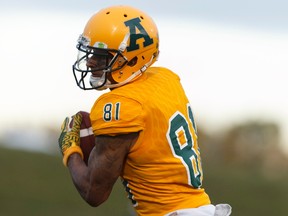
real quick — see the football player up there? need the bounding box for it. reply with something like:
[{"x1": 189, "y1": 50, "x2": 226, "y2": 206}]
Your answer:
[{"x1": 58, "y1": 5, "x2": 231, "y2": 216}]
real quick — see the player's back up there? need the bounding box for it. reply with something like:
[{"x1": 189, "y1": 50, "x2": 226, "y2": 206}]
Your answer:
[{"x1": 90, "y1": 67, "x2": 210, "y2": 215}]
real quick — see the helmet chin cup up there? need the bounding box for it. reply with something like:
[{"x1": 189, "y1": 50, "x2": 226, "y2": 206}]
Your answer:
[{"x1": 89, "y1": 73, "x2": 107, "y2": 89}]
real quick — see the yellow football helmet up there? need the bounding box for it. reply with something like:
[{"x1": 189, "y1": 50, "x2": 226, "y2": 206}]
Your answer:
[{"x1": 73, "y1": 5, "x2": 160, "y2": 90}]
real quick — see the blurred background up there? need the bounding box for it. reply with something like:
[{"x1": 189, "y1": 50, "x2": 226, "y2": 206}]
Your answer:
[{"x1": 0, "y1": 0, "x2": 288, "y2": 215}]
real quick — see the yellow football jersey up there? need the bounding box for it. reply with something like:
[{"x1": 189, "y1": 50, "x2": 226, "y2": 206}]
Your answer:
[{"x1": 90, "y1": 67, "x2": 211, "y2": 215}]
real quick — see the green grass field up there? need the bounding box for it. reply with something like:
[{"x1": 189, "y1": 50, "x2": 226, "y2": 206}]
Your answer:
[{"x1": 1, "y1": 146, "x2": 288, "y2": 216}]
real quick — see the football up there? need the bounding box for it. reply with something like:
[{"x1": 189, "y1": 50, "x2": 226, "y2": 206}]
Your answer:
[{"x1": 70, "y1": 111, "x2": 95, "y2": 165}]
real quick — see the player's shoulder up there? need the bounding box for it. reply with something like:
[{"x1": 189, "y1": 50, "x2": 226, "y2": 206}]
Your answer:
[
  {"x1": 90, "y1": 91, "x2": 145, "y2": 136},
  {"x1": 91, "y1": 91, "x2": 143, "y2": 120},
  {"x1": 96, "y1": 88, "x2": 142, "y2": 105},
  {"x1": 148, "y1": 66, "x2": 180, "y2": 80}
]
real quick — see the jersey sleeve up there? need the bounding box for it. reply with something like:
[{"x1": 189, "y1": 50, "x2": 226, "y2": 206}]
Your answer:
[{"x1": 90, "y1": 94, "x2": 145, "y2": 136}]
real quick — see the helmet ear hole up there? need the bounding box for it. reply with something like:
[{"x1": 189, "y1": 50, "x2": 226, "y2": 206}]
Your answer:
[{"x1": 127, "y1": 57, "x2": 138, "y2": 66}]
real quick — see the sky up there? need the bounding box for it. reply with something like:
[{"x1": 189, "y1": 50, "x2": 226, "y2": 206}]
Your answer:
[{"x1": 0, "y1": 0, "x2": 288, "y2": 152}]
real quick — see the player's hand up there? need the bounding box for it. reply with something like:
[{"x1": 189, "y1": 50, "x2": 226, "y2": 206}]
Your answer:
[{"x1": 58, "y1": 113, "x2": 84, "y2": 166}]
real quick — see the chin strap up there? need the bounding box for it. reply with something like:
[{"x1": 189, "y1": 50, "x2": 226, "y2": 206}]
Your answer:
[{"x1": 104, "y1": 54, "x2": 155, "y2": 89}]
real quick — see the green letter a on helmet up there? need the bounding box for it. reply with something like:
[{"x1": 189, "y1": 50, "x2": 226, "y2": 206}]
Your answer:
[{"x1": 124, "y1": 17, "x2": 154, "y2": 52}]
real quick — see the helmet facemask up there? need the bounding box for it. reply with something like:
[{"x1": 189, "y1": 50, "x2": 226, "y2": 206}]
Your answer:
[{"x1": 73, "y1": 35, "x2": 128, "y2": 90}]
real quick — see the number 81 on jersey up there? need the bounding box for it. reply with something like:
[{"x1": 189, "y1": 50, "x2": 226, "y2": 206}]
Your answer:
[{"x1": 166, "y1": 104, "x2": 202, "y2": 188}]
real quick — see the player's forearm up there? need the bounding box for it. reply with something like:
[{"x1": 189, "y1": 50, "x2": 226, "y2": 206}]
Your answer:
[
  {"x1": 67, "y1": 154, "x2": 93, "y2": 202},
  {"x1": 67, "y1": 153, "x2": 111, "y2": 207}
]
